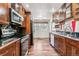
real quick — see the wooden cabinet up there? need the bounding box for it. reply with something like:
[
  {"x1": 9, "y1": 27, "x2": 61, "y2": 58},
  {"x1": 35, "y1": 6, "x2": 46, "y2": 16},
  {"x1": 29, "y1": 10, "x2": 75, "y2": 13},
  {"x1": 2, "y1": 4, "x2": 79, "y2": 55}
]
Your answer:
[
  {"x1": 66, "y1": 3, "x2": 72, "y2": 19},
  {"x1": 66, "y1": 38, "x2": 79, "y2": 56},
  {"x1": 66, "y1": 42, "x2": 73, "y2": 56},
  {"x1": 0, "y1": 39, "x2": 20, "y2": 56},
  {"x1": 72, "y1": 3, "x2": 79, "y2": 19},
  {"x1": 54, "y1": 35, "x2": 66, "y2": 55},
  {"x1": 58, "y1": 35, "x2": 66, "y2": 55},
  {"x1": 0, "y1": 3, "x2": 10, "y2": 24},
  {"x1": 65, "y1": 3, "x2": 79, "y2": 19},
  {"x1": 54, "y1": 34, "x2": 79, "y2": 56},
  {"x1": 19, "y1": 5, "x2": 25, "y2": 16}
]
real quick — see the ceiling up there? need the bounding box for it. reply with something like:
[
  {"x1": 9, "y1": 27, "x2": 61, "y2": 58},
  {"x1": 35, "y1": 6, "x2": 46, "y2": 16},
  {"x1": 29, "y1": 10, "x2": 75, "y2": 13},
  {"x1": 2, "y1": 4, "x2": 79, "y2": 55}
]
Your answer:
[{"x1": 23, "y1": 3, "x2": 63, "y2": 21}]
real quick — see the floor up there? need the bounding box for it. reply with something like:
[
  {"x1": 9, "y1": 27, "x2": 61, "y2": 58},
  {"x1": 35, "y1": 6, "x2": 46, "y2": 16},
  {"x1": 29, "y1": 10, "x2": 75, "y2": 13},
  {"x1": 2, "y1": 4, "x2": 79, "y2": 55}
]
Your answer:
[{"x1": 27, "y1": 38, "x2": 59, "y2": 56}]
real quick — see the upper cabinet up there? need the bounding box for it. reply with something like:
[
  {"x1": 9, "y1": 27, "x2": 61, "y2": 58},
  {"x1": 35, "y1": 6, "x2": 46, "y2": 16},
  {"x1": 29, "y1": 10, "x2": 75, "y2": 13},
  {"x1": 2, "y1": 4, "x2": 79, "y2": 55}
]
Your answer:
[
  {"x1": 66, "y1": 3, "x2": 72, "y2": 19},
  {"x1": 72, "y1": 3, "x2": 79, "y2": 19},
  {"x1": 0, "y1": 3, "x2": 10, "y2": 24},
  {"x1": 11, "y1": 3, "x2": 20, "y2": 13},
  {"x1": 11, "y1": 3, "x2": 26, "y2": 17},
  {"x1": 53, "y1": 4, "x2": 66, "y2": 23},
  {"x1": 66, "y1": 3, "x2": 79, "y2": 20},
  {"x1": 59, "y1": 4, "x2": 66, "y2": 22}
]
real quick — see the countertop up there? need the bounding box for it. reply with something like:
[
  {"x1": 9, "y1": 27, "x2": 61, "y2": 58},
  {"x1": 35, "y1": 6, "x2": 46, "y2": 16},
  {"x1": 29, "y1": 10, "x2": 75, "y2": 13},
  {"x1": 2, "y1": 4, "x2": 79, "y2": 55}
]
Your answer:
[
  {"x1": 0, "y1": 34, "x2": 29, "y2": 47},
  {"x1": 51, "y1": 32, "x2": 79, "y2": 41},
  {"x1": 0, "y1": 37, "x2": 20, "y2": 47}
]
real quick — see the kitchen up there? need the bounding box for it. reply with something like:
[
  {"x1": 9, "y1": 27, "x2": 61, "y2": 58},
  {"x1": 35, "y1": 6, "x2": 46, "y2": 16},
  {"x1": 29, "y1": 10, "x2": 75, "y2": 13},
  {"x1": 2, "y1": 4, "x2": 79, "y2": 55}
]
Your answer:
[{"x1": 0, "y1": 3, "x2": 79, "y2": 56}]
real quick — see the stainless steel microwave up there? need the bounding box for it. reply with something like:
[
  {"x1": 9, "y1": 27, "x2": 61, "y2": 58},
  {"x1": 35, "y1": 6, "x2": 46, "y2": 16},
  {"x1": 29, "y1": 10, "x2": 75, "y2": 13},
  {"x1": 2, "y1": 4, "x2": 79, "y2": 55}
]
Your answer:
[{"x1": 9, "y1": 8, "x2": 23, "y2": 25}]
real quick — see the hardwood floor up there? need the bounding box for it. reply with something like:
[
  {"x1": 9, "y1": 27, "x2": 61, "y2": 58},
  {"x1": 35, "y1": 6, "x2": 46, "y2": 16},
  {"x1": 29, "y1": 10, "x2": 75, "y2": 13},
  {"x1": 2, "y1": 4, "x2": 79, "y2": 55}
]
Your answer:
[{"x1": 27, "y1": 38, "x2": 59, "y2": 56}]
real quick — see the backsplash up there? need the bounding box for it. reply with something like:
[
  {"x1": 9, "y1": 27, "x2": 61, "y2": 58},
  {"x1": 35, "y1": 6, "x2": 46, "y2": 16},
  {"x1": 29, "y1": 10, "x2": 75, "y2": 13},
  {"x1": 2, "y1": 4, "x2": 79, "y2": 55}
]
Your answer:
[
  {"x1": 62, "y1": 19, "x2": 79, "y2": 32},
  {"x1": 63, "y1": 19, "x2": 72, "y2": 32}
]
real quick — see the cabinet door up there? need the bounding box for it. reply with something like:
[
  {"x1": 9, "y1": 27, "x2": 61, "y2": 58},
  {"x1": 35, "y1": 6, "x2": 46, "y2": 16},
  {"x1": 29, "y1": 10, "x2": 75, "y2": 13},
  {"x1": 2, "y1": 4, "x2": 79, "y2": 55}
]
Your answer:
[
  {"x1": 0, "y1": 3, "x2": 9, "y2": 24},
  {"x1": 58, "y1": 36, "x2": 66, "y2": 55},
  {"x1": 72, "y1": 3, "x2": 79, "y2": 19},
  {"x1": 66, "y1": 43, "x2": 77, "y2": 56},
  {"x1": 0, "y1": 39, "x2": 20, "y2": 56},
  {"x1": 66, "y1": 43, "x2": 72, "y2": 56},
  {"x1": 0, "y1": 46, "x2": 16, "y2": 56},
  {"x1": 75, "y1": 47, "x2": 79, "y2": 56}
]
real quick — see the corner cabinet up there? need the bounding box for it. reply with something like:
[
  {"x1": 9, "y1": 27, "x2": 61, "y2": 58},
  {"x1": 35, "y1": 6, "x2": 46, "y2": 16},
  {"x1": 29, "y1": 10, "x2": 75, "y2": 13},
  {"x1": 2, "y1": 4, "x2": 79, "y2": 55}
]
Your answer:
[
  {"x1": 0, "y1": 3, "x2": 10, "y2": 24},
  {"x1": 0, "y1": 39, "x2": 20, "y2": 56}
]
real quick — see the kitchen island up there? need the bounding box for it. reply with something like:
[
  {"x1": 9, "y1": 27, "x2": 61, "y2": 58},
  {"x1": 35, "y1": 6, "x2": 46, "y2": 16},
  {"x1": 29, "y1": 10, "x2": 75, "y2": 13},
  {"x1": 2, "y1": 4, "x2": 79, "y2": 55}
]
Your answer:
[{"x1": 51, "y1": 32, "x2": 79, "y2": 56}]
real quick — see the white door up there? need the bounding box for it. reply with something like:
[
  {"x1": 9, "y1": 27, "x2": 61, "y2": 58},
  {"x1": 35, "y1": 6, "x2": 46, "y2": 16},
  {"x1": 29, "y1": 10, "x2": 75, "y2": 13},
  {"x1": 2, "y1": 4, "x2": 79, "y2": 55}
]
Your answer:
[{"x1": 33, "y1": 23, "x2": 49, "y2": 38}]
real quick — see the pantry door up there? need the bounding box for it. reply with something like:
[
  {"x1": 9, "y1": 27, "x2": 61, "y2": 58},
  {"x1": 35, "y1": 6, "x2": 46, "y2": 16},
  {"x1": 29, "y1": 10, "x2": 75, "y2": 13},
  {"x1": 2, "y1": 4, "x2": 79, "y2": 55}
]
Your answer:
[{"x1": 33, "y1": 23, "x2": 49, "y2": 39}]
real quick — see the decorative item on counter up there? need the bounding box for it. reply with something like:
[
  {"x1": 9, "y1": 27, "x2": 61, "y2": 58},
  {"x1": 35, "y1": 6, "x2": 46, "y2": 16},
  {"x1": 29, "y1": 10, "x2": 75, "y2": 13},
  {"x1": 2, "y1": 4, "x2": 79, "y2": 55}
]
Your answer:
[{"x1": 71, "y1": 16, "x2": 76, "y2": 32}]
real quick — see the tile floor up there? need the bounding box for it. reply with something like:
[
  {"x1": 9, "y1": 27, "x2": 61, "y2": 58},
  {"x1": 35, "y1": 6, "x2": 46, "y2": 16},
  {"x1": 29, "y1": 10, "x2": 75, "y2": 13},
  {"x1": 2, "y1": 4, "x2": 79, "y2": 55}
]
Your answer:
[{"x1": 27, "y1": 38, "x2": 59, "y2": 56}]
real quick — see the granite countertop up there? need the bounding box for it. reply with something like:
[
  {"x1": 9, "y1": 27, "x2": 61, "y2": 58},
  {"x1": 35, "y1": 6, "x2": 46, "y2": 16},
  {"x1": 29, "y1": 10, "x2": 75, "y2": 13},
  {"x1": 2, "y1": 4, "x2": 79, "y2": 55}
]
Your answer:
[
  {"x1": 0, "y1": 34, "x2": 29, "y2": 47},
  {"x1": 51, "y1": 32, "x2": 79, "y2": 41},
  {"x1": 0, "y1": 37, "x2": 20, "y2": 47}
]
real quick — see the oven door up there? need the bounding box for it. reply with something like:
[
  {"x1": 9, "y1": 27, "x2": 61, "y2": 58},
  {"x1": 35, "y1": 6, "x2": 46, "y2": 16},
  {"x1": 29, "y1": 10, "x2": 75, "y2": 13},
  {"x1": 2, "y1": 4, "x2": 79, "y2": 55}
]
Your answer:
[{"x1": 21, "y1": 38, "x2": 28, "y2": 56}]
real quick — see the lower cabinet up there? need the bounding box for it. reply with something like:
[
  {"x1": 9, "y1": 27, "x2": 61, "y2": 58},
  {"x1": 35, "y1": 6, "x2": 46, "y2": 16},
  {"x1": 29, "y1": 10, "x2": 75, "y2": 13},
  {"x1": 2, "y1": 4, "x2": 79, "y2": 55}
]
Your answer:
[
  {"x1": 75, "y1": 48, "x2": 79, "y2": 56},
  {"x1": 66, "y1": 43, "x2": 74, "y2": 56},
  {"x1": 0, "y1": 39, "x2": 20, "y2": 56},
  {"x1": 66, "y1": 42, "x2": 79, "y2": 56},
  {"x1": 54, "y1": 35, "x2": 79, "y2": 56},
  {"x1": 54, "y1": 35, "x2": 66, "y2": 55},
  {"x1": 66, "y1": 38, "x2": 79, "y2": 56}
]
